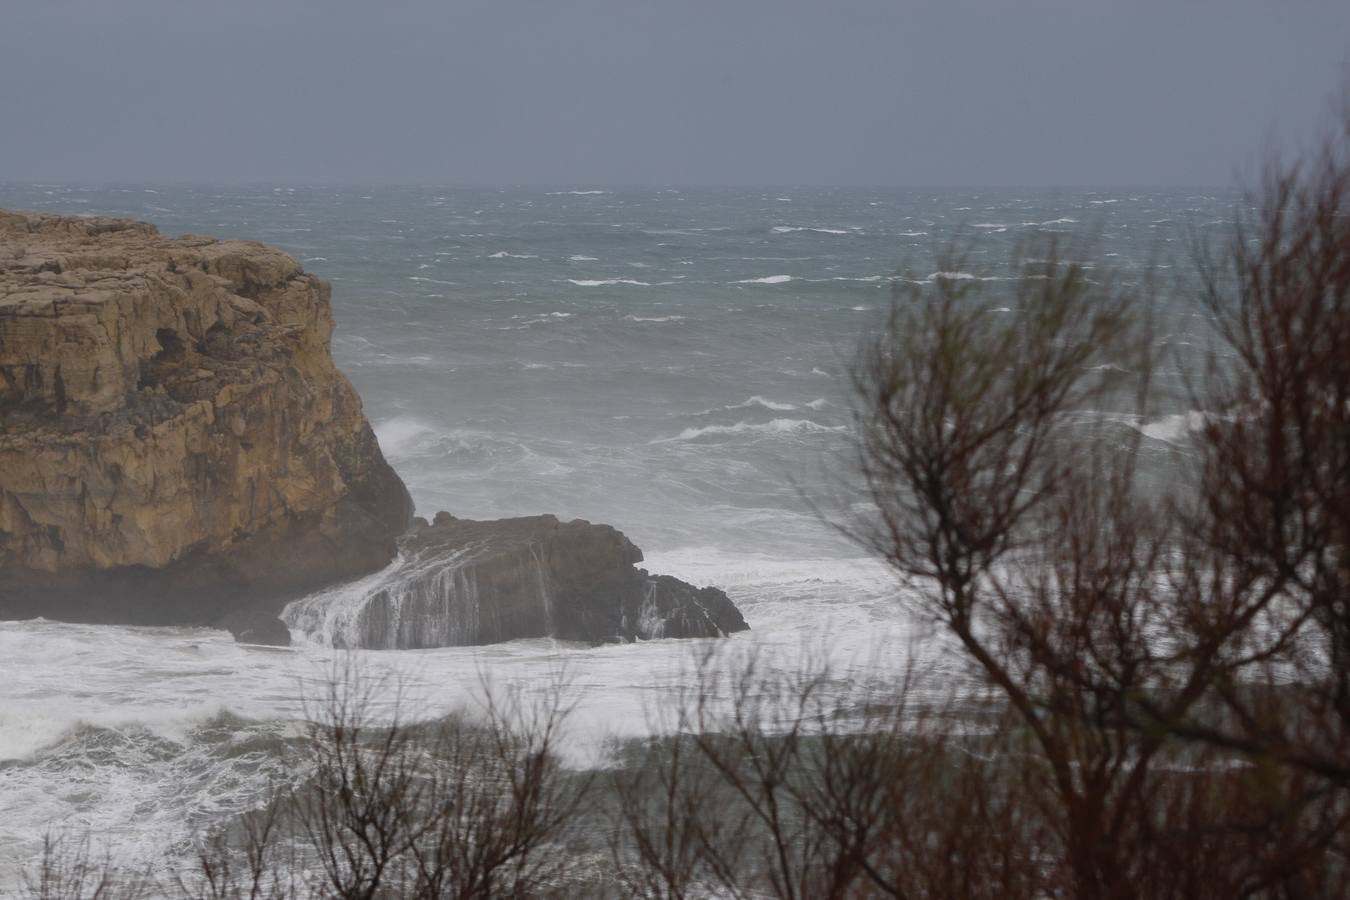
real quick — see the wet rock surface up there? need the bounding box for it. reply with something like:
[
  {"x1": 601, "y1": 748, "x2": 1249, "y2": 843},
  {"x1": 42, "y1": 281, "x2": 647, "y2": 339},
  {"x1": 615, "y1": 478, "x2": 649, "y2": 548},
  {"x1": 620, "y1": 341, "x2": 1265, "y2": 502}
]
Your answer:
[{"x1": 283, "y1": 513, "x2": 749, "y2": 649}]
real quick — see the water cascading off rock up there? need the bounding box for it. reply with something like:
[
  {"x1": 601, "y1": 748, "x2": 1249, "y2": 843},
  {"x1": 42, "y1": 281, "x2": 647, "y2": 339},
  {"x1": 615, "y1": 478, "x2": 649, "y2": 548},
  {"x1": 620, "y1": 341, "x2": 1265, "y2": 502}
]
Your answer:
[{"x1": 283, "y1": 513, "x2": 750, "y2": 649}]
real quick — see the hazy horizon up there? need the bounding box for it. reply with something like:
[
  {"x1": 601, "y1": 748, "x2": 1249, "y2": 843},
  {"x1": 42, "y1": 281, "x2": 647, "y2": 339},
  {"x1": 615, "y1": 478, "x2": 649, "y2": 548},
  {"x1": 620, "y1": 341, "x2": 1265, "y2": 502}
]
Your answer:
[
  {"x1": 4, "y1": 0, "x2": 1348, "y2": 188},
  {"x1": 3, "y1": 179, "x2": 1252, "y2": 189}
]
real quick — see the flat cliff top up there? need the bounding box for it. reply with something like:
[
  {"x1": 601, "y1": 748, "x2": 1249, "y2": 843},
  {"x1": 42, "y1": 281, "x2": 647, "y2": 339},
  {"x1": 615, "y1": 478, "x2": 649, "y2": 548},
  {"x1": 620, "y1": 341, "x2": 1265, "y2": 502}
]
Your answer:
[
  {"x1": 0, "y1": 207, "x2": 335, "y2": 432},
  {"x1": 1, "y1": 209, "x2": 303, "y2": 316}
]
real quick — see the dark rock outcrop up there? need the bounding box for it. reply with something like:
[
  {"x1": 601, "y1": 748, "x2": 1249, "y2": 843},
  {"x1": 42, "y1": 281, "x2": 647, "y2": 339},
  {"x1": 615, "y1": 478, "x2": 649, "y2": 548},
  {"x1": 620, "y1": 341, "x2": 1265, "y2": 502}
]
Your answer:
[
  {"x1": 0, "y1": 210, "x2": 413, "y2": 625},
  {"x1": 217, "y1": 610, "x2": 293, "y2": 647},
  {"x1": 282, "y1": 513, "x2": 749, "y2": 649}
]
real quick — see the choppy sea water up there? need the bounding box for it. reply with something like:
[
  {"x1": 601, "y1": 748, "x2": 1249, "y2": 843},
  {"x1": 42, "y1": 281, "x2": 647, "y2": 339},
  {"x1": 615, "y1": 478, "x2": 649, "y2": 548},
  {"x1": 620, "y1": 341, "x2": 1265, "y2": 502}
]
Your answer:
[{"x1": 0, "y1": 184, "x2": 1234, "y2": 885}]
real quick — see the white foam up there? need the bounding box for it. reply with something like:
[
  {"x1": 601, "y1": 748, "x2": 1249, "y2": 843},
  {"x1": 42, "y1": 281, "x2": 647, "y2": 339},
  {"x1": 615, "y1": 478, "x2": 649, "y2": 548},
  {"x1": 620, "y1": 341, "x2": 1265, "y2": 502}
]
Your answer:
[
  {"x1": 1039, "y1": 217, "x2": 1077, "y2": 226},
  {"x1": 735, "y1": 275, "x2": 793, "y2": 284},
  {"x1": 373, "y1": 416, "x2": 441, "y2": 457},
  {"x1": 771, "y1": 226, "x2": 852, "y2": 235},
  {"x1": 568, "y1": 278, "x2": 671, "y2": 287},
  {"x1": 1139, "y1": 410, "x2": 1208, "y2": 443},
  {"x1": 546, "y1": 190, "x2": 610, "y2": 195},
  {"x1": 513, "y1": 312, "x2": 574, "y2": 326},
  {"x1": 488, "y1": 251, "x2": 539, "y2": 259},
  {"x1": 697, "y1": 396, "x2": 799, "y2": 414},
  {"x1": 655, "y1": 418, "x2": 849, "y2": 443},
  {"x1": 569, "y1": 255, "x2": 598, "y2": 261},
  {"x1": 624, "y1": 314, "x2": 687, "y2": 322}
]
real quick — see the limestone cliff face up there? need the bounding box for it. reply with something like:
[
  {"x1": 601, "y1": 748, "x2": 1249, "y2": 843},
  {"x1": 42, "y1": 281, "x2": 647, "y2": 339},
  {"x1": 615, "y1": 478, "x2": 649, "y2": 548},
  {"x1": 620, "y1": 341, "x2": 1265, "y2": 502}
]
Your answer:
[{"x1": 0, "y1": 210, "x2": 412, "y2": 623}]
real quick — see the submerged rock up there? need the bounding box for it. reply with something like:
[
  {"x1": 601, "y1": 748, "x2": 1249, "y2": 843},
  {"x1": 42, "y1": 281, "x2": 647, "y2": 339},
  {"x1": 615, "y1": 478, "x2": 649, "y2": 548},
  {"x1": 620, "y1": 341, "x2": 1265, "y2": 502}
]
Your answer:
[
  {"x1": 282, "y1": 513, "x2": 749, "y2": 649},
  {"x1": 0, "y1": 210, "x2": 412, "y2": 625},
  {"x1": 217, "y1": 610, "x2": 292, "y2": 647}
]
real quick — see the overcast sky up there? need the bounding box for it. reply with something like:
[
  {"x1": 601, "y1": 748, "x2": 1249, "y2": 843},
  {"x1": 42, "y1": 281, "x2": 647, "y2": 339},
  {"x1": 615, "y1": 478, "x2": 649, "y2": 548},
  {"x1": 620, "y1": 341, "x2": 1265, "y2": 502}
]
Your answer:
[{"x1": 3, "y1": 0, "x2": 1348, "y2": 186}]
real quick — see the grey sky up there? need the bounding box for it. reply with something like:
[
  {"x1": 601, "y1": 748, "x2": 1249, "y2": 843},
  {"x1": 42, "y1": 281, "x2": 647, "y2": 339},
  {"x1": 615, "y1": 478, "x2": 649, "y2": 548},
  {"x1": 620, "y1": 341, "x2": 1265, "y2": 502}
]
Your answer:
[{"x1": 3, "y1": 0, "x2": 1348, "y2": 186}]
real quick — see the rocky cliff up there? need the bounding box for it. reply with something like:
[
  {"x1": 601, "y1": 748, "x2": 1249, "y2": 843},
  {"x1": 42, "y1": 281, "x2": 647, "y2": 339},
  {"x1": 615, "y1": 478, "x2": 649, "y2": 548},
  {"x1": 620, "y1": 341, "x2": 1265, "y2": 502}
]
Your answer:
[
  {"x1": 0, "y1": 210, "x2": 413, "y2": 624},
  {"x1": 282, "y1": 513, "x2": 750, "y2": 649}
]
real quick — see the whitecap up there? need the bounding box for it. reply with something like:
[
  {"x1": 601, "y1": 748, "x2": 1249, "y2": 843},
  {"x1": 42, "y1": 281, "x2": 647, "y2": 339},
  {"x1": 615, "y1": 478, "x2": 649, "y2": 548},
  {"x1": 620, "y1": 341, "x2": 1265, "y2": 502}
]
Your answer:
[
  {"x1": 488, "y1": 251, "x2": 539, "y2": 259},
  {"x1": 735, "y1": 275, "x2": 793, "y2": 285},
  {"x1": 771, "y1": 226, "x2": 852, "y2": 235},
  {"x1": 546, "y1": 190, "x2": 610, "y2": 195},
  {"x1": 569, "y1": 255, "x2": 598, "y2": 261},
  {"x1": 1138, "y1": 411, "x2": 1208, "y2": 444},
  {"x1": 653, "y1": 418, "x2": 848, "y2": 443},
  {"x1": 698, "y1": 396, "x2": 799, "y2": 414},
  {"x1": 624, "y1": 314, "x2": 687, "y2": 323},
  {"x1": 568, "y1": 278, "x2": 657, "y2": 287}
]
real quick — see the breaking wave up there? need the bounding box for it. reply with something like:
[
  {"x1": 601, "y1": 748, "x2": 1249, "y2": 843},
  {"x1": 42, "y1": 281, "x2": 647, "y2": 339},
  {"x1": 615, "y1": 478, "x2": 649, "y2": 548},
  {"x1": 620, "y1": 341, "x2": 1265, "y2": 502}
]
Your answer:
[
  {"x1": 654, "y1": 418, "x2": 849, "y2": 443},
  {"x1": 772, "y1": 226, "x2": 855, "y2": 235},
  {"x1": 568, "y1": 278, "x2": 664, "y2": 287}
]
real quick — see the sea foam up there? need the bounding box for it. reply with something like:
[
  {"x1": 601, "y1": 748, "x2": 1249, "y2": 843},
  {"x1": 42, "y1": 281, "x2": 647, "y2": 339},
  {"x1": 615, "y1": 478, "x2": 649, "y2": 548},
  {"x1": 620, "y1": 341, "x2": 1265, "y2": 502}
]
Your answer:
[
  {"x1": 569, "y1": 278, "x2": 664, "y2": 287},
  {"x1": 655, "y1": 418, "x2": 848, "y2": 443}
]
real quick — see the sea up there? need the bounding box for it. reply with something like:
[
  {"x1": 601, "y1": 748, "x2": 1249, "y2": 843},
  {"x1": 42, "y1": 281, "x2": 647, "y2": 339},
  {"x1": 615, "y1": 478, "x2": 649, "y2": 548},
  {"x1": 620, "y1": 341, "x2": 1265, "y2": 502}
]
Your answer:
[{"x1": 0, "y1": 183, "x2": 1235, "y2": 887}]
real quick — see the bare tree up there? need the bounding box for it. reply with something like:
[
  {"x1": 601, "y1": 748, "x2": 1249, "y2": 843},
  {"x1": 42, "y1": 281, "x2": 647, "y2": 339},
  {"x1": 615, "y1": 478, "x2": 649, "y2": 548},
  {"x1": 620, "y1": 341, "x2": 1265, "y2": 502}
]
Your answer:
[
  {"x1": 842, "y1": 103, "x2": 1350, "y2": 897},
  {"x1": 24, "y1": 833, "x2": 154, "y2": 900}
]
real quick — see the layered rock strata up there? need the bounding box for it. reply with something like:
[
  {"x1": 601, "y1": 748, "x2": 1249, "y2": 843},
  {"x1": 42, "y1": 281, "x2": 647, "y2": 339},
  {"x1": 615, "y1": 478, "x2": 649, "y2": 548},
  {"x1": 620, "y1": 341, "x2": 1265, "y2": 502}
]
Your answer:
[
  {"x1": 0, "y1": 210, "x2": 412, "y2": 624},
  {"x1": 282, "y1": 513, "x2": 749, "y2": 649}
]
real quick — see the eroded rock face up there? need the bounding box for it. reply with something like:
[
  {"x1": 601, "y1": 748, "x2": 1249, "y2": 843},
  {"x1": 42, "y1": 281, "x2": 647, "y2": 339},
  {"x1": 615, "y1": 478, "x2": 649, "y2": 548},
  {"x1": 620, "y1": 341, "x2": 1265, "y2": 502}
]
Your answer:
[
  {"x1": 0, "y1": 210, "x2": 412, "y2": 624},
  {"x1": 282, "y1": 513, "x2": 749, "y2": 649}
]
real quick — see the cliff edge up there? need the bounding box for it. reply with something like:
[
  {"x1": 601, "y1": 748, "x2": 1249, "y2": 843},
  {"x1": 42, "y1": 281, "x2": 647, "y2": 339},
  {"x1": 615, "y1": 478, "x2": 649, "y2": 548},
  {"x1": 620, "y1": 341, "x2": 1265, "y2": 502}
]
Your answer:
[{"x1": 0, "y1": 210, "x2": 413, "y2": 624}]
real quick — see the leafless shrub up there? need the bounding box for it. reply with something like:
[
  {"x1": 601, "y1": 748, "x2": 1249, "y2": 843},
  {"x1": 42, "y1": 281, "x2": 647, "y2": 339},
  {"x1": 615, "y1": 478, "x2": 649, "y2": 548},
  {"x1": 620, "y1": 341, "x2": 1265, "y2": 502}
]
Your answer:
[
  {"x1": 838, "y1": 101, "x2": 1350, "y2": 897},
  {"x1": 279, "y1": 663, "x2": 591, "y2": 899},
  {"x1": 23, "y1": 833, "x2": 154, "y2": 900},
  {"x1": 172, "y1": 805, "x2": 298, "y2": 900},
  {"x1": 610, "y1": 648, "x2": 1055, "y2": 900}
]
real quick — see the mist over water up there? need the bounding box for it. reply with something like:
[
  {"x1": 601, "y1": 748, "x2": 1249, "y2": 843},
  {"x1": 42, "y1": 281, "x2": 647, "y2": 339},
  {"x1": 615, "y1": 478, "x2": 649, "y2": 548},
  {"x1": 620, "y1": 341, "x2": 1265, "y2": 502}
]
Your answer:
[{"x1": 0, "y1": 183, "x2": 1232, "y2": 884}]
